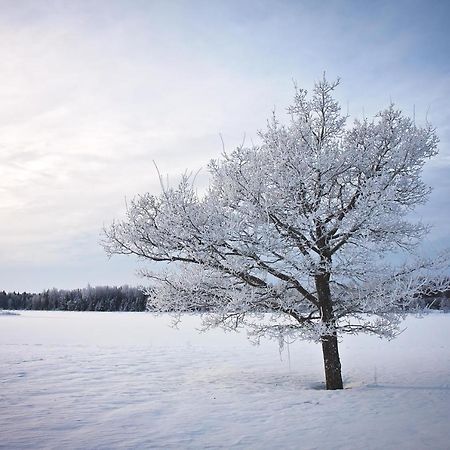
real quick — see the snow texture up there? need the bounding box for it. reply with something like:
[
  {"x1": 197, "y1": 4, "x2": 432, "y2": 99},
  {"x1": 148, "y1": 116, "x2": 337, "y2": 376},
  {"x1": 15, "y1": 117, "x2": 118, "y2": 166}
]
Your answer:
[{"x1": 1, "y1": 311, "x2": 449, "y2": 449}]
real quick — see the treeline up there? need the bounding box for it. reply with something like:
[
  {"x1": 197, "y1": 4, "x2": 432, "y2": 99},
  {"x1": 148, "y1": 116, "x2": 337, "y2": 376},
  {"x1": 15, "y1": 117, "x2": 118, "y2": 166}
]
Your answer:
[
  {"x1": 415, "y1": 289, "x2": 450, "y2": 310},
  {"x1": 1, "y1": 283, "x2": 449, "y2": 312},
  {"x1": 0, "y1": 285, "x2": 147, "y2": 312}
]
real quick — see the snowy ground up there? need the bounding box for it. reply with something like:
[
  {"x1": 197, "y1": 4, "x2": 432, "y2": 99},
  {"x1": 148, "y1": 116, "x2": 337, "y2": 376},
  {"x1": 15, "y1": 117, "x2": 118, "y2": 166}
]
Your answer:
[{"x1": 1, "y1": 311, "x2": 449, "y2": 449}]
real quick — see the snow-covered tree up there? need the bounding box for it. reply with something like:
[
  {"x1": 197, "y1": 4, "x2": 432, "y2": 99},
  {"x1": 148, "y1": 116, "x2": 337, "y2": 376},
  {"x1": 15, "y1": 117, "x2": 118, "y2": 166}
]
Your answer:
[{"x1": 103, "y1": 77, "x2": 449, "y2": 389}]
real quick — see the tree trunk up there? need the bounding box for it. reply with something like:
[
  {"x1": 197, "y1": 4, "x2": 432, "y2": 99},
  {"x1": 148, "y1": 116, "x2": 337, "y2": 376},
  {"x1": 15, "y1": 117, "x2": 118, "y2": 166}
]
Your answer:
[
  {"x1": 315, "y1": 272, "x2": 344, "y2": 390},
  {"x1": 321, "y1": 333, "x2": 343, "y2": 390}
]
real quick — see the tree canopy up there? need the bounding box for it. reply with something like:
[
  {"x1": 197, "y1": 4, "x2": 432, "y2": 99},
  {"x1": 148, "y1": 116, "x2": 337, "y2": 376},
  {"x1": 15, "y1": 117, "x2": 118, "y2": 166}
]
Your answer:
[{"x1": 103, "y1": 77, "x2": 449, "y2": 389}]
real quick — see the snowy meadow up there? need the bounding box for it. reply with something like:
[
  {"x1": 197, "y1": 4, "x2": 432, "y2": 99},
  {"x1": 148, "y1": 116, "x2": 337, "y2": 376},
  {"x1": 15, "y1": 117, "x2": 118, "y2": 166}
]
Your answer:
[{"x1": 1, "y1": 311, "x2": 449, "y2": 449}]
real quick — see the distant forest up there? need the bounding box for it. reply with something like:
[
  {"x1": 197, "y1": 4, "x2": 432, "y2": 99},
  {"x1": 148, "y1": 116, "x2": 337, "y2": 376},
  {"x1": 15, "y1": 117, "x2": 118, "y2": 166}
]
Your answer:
[
  {"x1": 0, "y1": 285, "x2": 147, "y2": 312},
  {"x1": 1, "y1": 283, "x2": 449, "y2": 312}
]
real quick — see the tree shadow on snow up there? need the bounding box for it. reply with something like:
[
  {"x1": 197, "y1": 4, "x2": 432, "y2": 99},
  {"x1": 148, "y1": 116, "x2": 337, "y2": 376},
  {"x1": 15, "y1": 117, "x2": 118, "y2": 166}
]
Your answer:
[{"x1": 367, "y1": 383, "x2": 450, "y2": 391}]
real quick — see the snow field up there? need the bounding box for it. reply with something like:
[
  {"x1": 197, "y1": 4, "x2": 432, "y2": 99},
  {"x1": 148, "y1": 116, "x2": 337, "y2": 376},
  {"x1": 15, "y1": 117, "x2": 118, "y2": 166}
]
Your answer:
[{"x1": 0, "y1": 311, "x2": 449, "y2": 449}]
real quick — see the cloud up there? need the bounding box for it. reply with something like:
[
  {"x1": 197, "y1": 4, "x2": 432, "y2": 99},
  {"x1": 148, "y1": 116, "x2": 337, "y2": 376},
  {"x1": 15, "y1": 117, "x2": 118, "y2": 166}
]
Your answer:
[{"x1": 0, "y1": 0, "x2": 448, "y2": 290}]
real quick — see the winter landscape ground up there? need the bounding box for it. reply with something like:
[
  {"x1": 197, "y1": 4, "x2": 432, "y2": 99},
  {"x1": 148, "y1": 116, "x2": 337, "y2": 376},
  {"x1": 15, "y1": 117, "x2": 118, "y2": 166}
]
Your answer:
[{"x1": 1, "y1": 311, "x2": 449, "y2": 449}]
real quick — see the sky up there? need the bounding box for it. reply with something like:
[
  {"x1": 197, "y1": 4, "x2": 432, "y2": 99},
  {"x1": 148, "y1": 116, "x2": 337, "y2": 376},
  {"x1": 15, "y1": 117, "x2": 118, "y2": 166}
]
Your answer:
[{"x1": 0, "y1": 0, "x2": 449, "y2": 292}]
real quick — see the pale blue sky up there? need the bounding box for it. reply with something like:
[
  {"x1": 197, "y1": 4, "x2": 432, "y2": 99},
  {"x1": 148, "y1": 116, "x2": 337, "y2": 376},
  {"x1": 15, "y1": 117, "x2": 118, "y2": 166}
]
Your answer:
[{"x1": 0, "y1": 0, "x2": 449, "y2": 292}]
